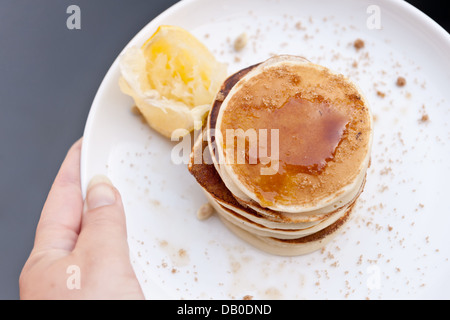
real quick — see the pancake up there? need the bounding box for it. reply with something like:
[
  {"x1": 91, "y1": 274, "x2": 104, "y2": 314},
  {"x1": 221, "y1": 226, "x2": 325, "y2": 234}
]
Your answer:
[
  {"x1": 188, "y1": 55, "x2": 373, "y2": 255},
  {"x1": 189, "y1": 130, "x2": 365, "y2": 255},
  {"x1": 212, "y1": 55, "x2": 372, "y2": 212},
  {"x1": 218, "y1": 202, "x2": 355, "y2": 256}
]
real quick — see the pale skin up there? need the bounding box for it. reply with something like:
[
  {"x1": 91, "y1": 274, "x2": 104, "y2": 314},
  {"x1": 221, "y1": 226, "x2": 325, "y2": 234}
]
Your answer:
[{"x1": 19, "y1": 138, "x2": 145, "y2": 299}]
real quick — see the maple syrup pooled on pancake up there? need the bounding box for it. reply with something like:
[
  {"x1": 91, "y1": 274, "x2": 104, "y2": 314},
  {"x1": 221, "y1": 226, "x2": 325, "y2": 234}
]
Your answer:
[
  {"x1": 259, "y1": 94, "x2": 349, "y2": 174},
  {"x1": 221, "y1": 94, "x2": 350, "y2": 206}
]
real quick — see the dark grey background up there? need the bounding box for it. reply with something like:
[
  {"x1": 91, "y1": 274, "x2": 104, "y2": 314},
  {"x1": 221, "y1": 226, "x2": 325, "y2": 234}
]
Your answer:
[{"x1": 0, "y1": 0, "x2": 448, "y2": 300}]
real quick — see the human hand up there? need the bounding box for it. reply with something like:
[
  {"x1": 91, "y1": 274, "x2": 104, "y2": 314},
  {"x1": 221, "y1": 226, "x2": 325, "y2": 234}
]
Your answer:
[{"x1": 19, "y1": 138, "x2": 144, "y2": 299}]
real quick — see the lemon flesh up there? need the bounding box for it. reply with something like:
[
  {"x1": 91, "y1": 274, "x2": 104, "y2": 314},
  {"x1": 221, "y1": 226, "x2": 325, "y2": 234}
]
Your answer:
[{"x1": 119, "y1": 25, "x2": 227, "y2": 138}]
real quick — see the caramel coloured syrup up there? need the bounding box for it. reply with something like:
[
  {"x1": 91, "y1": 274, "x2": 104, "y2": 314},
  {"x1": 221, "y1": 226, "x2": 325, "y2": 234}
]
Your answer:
[
  {"x1": 223, "y1": 94, "x2": 350, "y2": 206},
  {"x1": 271, "y1": 94, "x2": 349, "y2": 174}
]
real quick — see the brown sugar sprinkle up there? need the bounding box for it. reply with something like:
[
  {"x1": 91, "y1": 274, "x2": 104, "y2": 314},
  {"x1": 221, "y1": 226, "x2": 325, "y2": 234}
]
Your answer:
[
  {"x1": 243, "y1": 295, "x2": 253, "y2": 300},
  {"x1": 357, "y1": 255, "x2": 363, "y2": 265},
  {"x1": 376, "y1": 91, "x2": 386, "y2": 98},
  {"x1": 396, "y1": 76, "x2": 406, "y2": 87},
  {"x1": 353, "y1": 38, "x2": 365, "y2": 50},
  {"x1": 178, "y1": 248, "x2": 188, "y2": 258},
  {"x1": 420, "y1": 114, "x2": 429, "y2": 122},
  {"x1": 233, "y1": 32, "x2": 248, "y2": 51},
  {"x1": 419, "y1": 105, "x2": 430, "y2": 123}
]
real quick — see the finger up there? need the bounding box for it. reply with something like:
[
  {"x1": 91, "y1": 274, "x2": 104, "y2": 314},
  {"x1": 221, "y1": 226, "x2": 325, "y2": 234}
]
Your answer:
[
  {"x1": 33, "y1": 138, "x2": 83, "y2": 254},
  {"x1": 75, "y1": 175, "x2": 130, "y2": 260}
]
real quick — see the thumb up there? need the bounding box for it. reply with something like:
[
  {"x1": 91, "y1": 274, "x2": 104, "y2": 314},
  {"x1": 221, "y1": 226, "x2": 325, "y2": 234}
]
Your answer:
[{"x1": 76, "y1": 175, "x2": 130, "y2": 259}]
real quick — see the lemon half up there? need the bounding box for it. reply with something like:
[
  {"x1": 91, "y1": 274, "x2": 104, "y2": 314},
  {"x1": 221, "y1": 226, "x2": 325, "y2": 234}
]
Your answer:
[{"x1": 119, "y1": 25, "x2": 227, "y2": 138}]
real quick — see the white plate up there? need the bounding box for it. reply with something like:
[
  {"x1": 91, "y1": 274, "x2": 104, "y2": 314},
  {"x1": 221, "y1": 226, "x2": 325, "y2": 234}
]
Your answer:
[{"x1": 81, "y1": 0, "x2": 450, "y2": 299}]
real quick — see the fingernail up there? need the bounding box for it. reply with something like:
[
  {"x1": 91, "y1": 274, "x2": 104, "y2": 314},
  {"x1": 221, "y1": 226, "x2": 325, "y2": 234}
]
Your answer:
[{"x1": 85, "y1": 175, "x2": 116, "y2": 211}]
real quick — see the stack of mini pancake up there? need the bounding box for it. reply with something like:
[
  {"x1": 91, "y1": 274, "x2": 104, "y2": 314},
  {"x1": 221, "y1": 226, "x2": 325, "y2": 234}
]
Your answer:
[{"x1": 188, "y1": 55, "x2": 373, "y2": 256}]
